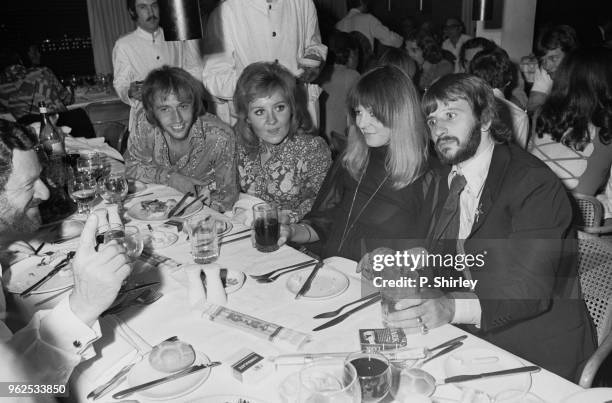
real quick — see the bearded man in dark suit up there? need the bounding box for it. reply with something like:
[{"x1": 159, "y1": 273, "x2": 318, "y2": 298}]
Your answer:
[{"x1": 385, "y1": 74, "x2": 596, "y2": 381}]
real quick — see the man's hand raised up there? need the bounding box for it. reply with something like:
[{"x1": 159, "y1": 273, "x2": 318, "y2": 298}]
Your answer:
[{"x1": 69, "y1": 214, "x2": 131, "y2": 327}]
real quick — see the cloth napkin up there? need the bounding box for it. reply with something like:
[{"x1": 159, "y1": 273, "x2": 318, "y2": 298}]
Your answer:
[{"x1": 229, "y1": 194, "x2": 265, "y2": 226}]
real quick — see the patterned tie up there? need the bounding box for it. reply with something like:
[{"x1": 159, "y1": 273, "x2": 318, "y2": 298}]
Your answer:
[{"x1": 431, "y1": 173, "x2": 467, "y2": 245}]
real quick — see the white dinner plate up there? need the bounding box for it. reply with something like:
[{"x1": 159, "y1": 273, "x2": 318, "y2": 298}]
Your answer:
[
  {"x1": 143, "y1": 231, "x2": 179, "y2": 249},
  {"x1": 286, "y1": 265, "x2": 349, "y2": 300},
  {"x1": 126, "y1": 350, "x2": 211, "y2": 401},
  {"x1": 5, "y1": 255, "x2": 74, "y2": 294},
  {"x1": 444, "y1": 347, "x2": 532, "y2": 397},
  {"x1": 561, "y1": 388, "x2": 612, "y2": 403},
  {"x1": 127, "y1": 197, "x2": 203, "y2": 221},
  {"x1": 188, "y1": 395, "x2": 267, "y2": 403},
  {"x1": 216, "y1": 268, "x2": 245, "y2": 294}
]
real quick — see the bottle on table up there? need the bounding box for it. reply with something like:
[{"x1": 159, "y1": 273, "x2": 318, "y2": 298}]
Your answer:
[{"x1": 38, "y1": 101, "x2": 65, "y2": 157}]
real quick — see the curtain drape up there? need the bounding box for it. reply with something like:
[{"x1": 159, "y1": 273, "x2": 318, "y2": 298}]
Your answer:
[
  {"x1": 462, "y1": 0, "x2": 476, "y2": 36},
  {"x1": 87, "y1": 0, "x2": 135, "y2": 74}
]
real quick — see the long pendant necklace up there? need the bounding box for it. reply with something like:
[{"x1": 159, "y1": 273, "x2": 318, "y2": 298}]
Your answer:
[{"x1": 337, "y1": 168, "x2": 390, "y2": 253}]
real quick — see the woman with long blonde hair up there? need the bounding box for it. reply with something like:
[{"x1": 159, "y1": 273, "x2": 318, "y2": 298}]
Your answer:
[{"x1": 279, "y1": 65, "x2": 434, "y2": 261}]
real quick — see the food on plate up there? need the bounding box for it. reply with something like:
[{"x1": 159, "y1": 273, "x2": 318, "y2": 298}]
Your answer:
[
  {"x1": 140, "y1": 199, "x2": 177, "y2": 218},
  {"x1": 149, "y1": 340, "x2": 196, "y2": 373}
]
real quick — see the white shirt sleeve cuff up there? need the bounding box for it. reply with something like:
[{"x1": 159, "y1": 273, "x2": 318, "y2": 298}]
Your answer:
[
  {"x1": 449, "y1": 292, "x2": 482, "y2": 327},
  {"x1": 38, "y1": 296, "x2": 101, "y2": 360}
]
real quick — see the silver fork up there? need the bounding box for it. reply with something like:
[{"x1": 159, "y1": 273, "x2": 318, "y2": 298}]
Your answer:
[
  {"x1": 249, "y1": 260, "x2": 316, "y2": 281},
  {"x1": 256, "y1": 265, "x2": 314, "y2": 283}
]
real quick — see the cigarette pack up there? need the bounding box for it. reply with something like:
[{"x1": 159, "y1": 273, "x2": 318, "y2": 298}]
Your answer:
[
  {"x1": 359, "y1": 328, "x2": 408, "y2": 351},
  {"x1": 227, "y1": 348, "x2": 272, "y2": 383}
]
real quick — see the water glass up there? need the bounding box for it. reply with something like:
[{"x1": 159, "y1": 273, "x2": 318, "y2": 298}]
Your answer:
[
  {"x1": 68, "y1": 173, "x2": 97, "y2": 215},
  {"x1": 104, "y1": 223, "x2": 125, "y2": 245},
  {"x1": 252, "y1": 202, "x2": 279, "y2": 253},
  {"x1": 77, "y1": 153, "x2": 105, "y2": 180},
  {"x1": 298, "y1": 358, "x2": 361, "y2": 402},
  {"x1": 188, "y1": 216, "x2": 219, "y2": 264},
  {"x1": 99, "y1": 173, "x2": 128, "y2": 207},
  {"x1": 124, "y1": 226, "x2": 144, "y2": 258},
  {"x1": 345, "y1": 351, "x2": 392, "y2": 403}
]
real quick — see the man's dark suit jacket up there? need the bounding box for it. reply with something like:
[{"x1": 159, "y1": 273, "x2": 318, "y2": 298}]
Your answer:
[{"x1": 429, "y1": 142, "x2": 596, "y2": 381}]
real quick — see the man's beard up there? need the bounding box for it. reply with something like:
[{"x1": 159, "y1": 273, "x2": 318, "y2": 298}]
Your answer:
[
  {"x1": 0, "y1": 195, "x2": 42, "y2": 234},
  {"x1": 435, "y1": 122, "x2": 482, "y2": 165}
]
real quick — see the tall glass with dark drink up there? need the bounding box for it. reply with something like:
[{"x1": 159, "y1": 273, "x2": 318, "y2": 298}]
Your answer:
[
  {"x1": 252, "y1": 203, "x2": 279, "y2": 253},
  {"x1": 346, "y1": 351, "x2": 391, "y2": 403}
]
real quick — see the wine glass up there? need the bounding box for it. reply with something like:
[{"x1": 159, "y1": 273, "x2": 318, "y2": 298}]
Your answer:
[
  {"x1": 77, "y1": 154, "x2": 105, "y2": 180},
  {"x1": 345, "y1": 351, "x2": 392, "y2": 403},
  {"x1": 98, "y1": 173, "x2": 128, "y2": 208},
  {"x1": 298, "y1": 358, "x2": 361, "y2": 402},
  {"x1": 68, "y1": 173, "x2": 97, "y2": 216}
]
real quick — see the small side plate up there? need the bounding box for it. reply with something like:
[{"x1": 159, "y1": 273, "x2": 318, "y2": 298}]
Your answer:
[{"x1": 286, "y1": 266, "x2": 349, "y2": 300}]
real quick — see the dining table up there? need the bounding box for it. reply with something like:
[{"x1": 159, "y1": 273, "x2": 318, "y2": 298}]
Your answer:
[{"x1": 10, "y1": 183, "x2": 593, "y2": 403}]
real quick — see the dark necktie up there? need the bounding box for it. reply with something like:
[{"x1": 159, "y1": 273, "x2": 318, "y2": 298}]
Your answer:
[{"x1": 431, "y1": 173, "x2": 467, "y2": 246}]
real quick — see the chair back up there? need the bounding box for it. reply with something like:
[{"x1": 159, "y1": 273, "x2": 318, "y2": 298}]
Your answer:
[
  {"x1": 85, "y1": 101, "x2": 130, "y2": 153},
  {"x1": 572, "y1": 192, "x2": 604, "y2": 229},
  {"x1": 577, "y1": 232, "x2": 612, "y2": 387},
  {"x1": 577, "y1": 233, "x2": 612, "y2": 343}
]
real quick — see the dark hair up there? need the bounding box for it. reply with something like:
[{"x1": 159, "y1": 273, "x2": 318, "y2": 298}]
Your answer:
[
  {"x1": 127, "y1": 0, "x2": 137, "y2": 20},
  {"x1": 141, "y1": 65, "x2": 206, "y2": 126},
  {"x1": 417, "y1": 34, "x2": 444, "y2": 64},
  {"x1": 459, "y1": 37, "x2": 496, "y2": 70},
  {"x1": 348, "y1": 0, "x2": 368, "y2": 10},
  {"x1": 422, "y1": 73, "x2": 511, "y2": 144},
  {"x1": 468, "y1": 47, "x2": 513, "y2": 90},
  {"x1": 233, "y1": 62, "x2": 313, "y2": 154},
  {"x1": 536, "y1": 25, "x2": 578, "y2": 56},
  {"x1": 0, "y1": 120, "x2": 38, "y2": 191},
  {"x1": 535, "y1": 47, "x2": 612, "y2": 151},
  {"x1": 376, "y1": 47, "x2": 417, "y2": 79},
  {"x1": 328, "y1": 31, "x2": 358, "y2": 66}
]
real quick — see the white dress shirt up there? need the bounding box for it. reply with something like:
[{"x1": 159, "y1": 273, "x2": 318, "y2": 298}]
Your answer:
[
  {"x1": 335, "y1": 8, "x2": 403, "y2": 48},
  {"x1": 448, "y1": 137, "x2": 495, "y2": 326},
  {"x1": 112, "y1": 27, "x2": 203, "y2": 129},
  {"x1": 442, "y1": 34, "x2": 472, "y2": 72},
  {"x1": 0, "y1": 267, "x2": 101, "y2": 384},
  {"x1": 202, "y1": 0, "x2": 327, "y2": 125}
]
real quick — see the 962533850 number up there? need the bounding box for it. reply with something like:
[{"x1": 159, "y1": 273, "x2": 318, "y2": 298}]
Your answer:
[{"x1": 1, "y1": 383, "x2": 67, "y2": 397}]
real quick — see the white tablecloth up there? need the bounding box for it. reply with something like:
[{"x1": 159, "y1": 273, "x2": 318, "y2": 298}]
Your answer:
[{"x1": 15, "y1": 185, "x2": 584, "y2": 402}]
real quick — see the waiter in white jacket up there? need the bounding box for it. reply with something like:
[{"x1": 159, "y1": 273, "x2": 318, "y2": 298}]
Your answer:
[
  {"x1": 113, "y1": 0, "x2": 203, "y2": 132},
  {"x1": 202, "y1": 0, "x2": 327, "y2": 126}
]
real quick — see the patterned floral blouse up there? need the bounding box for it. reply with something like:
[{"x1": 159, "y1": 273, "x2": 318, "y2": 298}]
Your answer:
[
  {"x1": 238, "y1": 133, "x2": 332, "y2": 221},
  {"x1": 124, "y1": 109, "x2": 239, "y2": 211}
]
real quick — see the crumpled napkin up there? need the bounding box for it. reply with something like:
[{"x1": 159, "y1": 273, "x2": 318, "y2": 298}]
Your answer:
[{"x1": 230, "y1": 194, "x2": 265, "y2": 226}]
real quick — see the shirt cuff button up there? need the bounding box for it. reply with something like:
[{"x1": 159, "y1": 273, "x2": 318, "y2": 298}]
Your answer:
[{"x1": 73, "y1": 340, "x2": 82, "y2": 348}]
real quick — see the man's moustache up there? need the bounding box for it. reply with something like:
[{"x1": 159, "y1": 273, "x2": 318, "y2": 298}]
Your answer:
[
  {"x1": 147, "y1": 16, "x2": 158, "y2": 22},
  {"x1": 436, "y1": 136, "x2": 459, "y2": 146}
]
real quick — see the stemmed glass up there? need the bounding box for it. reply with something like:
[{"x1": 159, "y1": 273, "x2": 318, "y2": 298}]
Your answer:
[
  {"x1": 298, "y1": 358, "x2": 361, "y2": 402},
  {"x1": 98, "y1": 173, "x2": 128, "y2": 209},
  {"x1": 77, "y1": 154, "x2": 106, "y2": 181},
  {"x1": 68, "y1": 173, "x2": 97, "y2": 216}
]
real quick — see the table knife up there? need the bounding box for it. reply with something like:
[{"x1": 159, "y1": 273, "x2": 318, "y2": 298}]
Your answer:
[
  {"x1": 443, "y1": 365, "x2": 541, "y2": 384},
  {"x1": 167, "y1": 191, "x2": 193, "y2": 218},
  {"x1": 112, "y1": 362, "x2": 221, "y2": 399},
  {"x1": 313, "y1": 294, "x2": 382, "y2": 331},
  {"x1": 294, "y1": 261, "x2": 324, "y2": 299},
  {"x1": 20, "y1": 251, "x2": 75, "y2": 297},
  {"x1": 175, "y1": 194, "x2": 208, "y2": 217}
]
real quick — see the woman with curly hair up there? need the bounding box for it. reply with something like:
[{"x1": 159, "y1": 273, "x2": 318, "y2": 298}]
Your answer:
[
  {"x1": 405, "y1": 32, "x2": 454, "y2": 92},
  {"x1": 530, "y1": 47, "x2": 612, "y2": 196},
  {"x1": 278, "y1": 65, "x2": 435, "y2": 261},
  {"x1": 234, "y1": 62, "x2": 331, "y2": 222}
]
